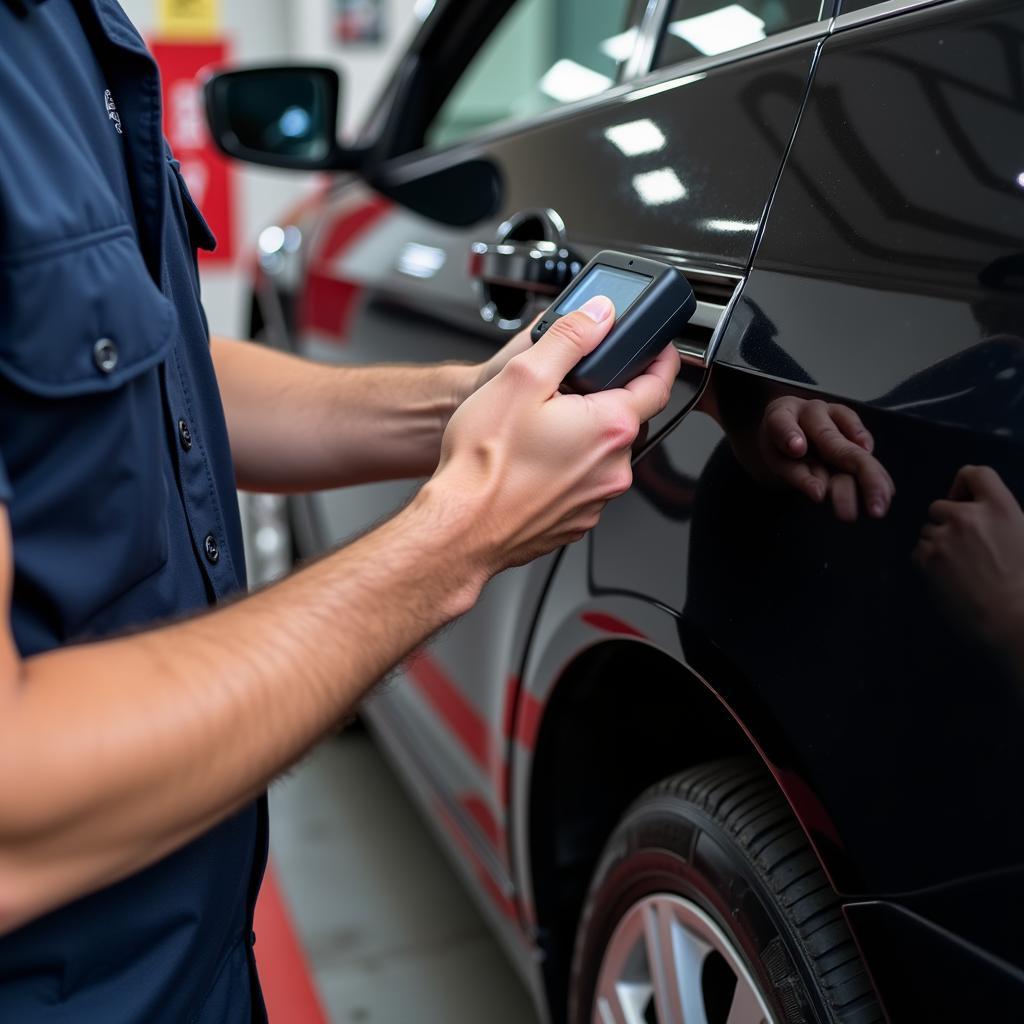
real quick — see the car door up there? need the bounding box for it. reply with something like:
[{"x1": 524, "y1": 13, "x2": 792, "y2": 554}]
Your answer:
[
  {"x1": 590, "y1": 0, "x2": 1024, "y2": 1015},
  {"x1": 290, "y1": 0, "x2": 833, "y2": 949}
]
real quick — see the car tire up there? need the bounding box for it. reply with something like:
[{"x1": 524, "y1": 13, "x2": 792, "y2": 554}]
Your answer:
[{"x1": 569, "y1": 758, "x2": 883, "y2": 1024}]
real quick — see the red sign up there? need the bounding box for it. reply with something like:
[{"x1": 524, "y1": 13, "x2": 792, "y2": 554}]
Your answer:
[{"x1": 151, "y1": 40, "x2": 235, "y2": 264}]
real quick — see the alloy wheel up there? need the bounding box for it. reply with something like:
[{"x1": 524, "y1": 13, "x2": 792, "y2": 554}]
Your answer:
[{"x1": 592, "y1": 894, "x2": 775, "y2": 1024}]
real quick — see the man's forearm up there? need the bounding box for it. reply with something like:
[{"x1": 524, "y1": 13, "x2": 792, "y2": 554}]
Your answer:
[
  {"x1": 212, "y1": 337, "x2": 475, "y2": 492},
  {"x1": 0, "y1": 486, "x2": 485, "y2": 934}
]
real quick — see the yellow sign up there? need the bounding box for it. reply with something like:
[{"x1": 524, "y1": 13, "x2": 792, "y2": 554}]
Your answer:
[{"x1": 157, "y1": 0, "x2": 221, "y2": 39}]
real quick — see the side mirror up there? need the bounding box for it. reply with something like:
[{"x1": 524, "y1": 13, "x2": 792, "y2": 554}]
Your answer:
[
  {"x1": 203, "y1": 65, "x2": 365, "y2": 171},
  {"x1": 203, "y1": 61, "x2": 504, "y2": 227}
]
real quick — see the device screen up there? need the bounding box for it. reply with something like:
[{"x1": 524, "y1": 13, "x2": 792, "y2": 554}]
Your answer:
[{"x1": 555, "y1": 264, "x2": 651, "y2": 318}]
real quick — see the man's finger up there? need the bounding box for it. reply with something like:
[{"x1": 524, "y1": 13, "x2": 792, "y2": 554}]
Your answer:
[
  {"x1": 862, "y1": 460, "x2": 895, "y2": 518},
  {"x1": 949, "y1": 465, "x2": 982, "y2": 501},
  {"x1": 621, "y1": 343, "x2": 680, "y2": 422},
  {"x1": 830, "y1": 473, "x2": 858, "y2": 522},
  {"x1": 799, "y1": 401, "x2": 893, "y2": 516},
  {"x1": 928, "y1": 498, "x2": 963, "y2": 524},
  {"x1": 809, "y1": 461, "x2": 830, "y2": 498},
  {"x1": 775, "y1": 460, "x2": 826, "y2": 503},
  {"x1": 764, "y1": 400, "x2": 807, "y2": 457},
  {"x1": 519, "y1": 296, "x2": 615, "y2": 392},
  {"x1": 949, "y1": 465, "x2": 1016, "y2": 509},
  {"x1": 503, "y1": 328, "x2": 534, "y2": 361},
  {"x1": 912, "y1": 537, "x2": 936, "y2": 568},
  {"x1": 799, "y1": 401, "x2": 869, "y2": 471},
  {"x1": 828, "y1": 403, "x2": 874, "y2": 452},
  {"x1": 844, "y1": 448, "x2": 892, "y2": 518}
]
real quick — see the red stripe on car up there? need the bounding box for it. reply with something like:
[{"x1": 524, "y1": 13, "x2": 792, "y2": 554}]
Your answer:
[
  {"x1": 502, "y1": 675, "x2": 519, "y2": 739},
  {"x1": 434, "y1": 799, "x2": 519, "y2": 923},
  {"x1": 406, "y1": 650, "x2": 490, "y2": 770},
  {"x1": 459, "y1": 793, "x2": 506, "y2": 852},
  {"x1": 581, "y1": 610, "x2": 647, "y2": 639},
  {"x1": 514, "y1": 691, "x2": 544, "y2": 752},
  {"x1": 299, "y1": 275, "x2": 362, "y2": 337},
  {"x1": 299, "y1": 195, "x2": 391, "y2": 339},
  {"x1": 318, "y1": 194, "x2": 391, "y2": 263}
]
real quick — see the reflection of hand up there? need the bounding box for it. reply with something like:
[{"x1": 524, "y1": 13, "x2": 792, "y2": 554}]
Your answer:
[
  {"x1": 757, "y1": 397, "x2": 895, "y2": 521},
  {"x1": 914, "y1": 466, "x2": 1024, "y2": 653}
]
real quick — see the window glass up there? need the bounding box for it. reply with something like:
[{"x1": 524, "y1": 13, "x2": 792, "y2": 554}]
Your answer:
[
  {"x1": 425, "y1": 0, "x2": 638, "y2": 150},
  {"x1": 653, "y1": 0, "x2": 823, "y2": 69},
  {"x1": 835, "y1": 0, "x2": 879, "y2": 12}
]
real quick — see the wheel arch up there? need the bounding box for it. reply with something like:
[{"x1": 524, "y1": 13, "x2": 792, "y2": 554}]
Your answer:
[
  {"x1": 522, "y1": 633, "x2": 759, "y2": 1019},
  {"x1": 511, "y1": 570, "x2": 847, "y2": 1021}
]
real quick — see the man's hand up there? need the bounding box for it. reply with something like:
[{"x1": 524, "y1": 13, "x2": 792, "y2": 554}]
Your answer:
[
  {"x1": 468, "y1": 322, "x2": 534, "y2": 396},
  {"x1": 914, "y1": 466, "x2": 1024, "y2": 656},
  {"x1": 755, "y1": 396, "x2": 895, "y2": 521},
  {"x1": 423, "y1": 295, "x2": 680, "y2": 574}
]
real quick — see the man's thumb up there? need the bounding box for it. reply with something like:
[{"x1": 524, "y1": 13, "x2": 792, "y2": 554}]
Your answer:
[{"x1": 523, "y1": 296, "x2": 615, "y2": 389}]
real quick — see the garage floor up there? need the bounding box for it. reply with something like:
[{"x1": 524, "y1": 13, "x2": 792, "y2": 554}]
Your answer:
[{"x1": 261, "y1": 730, "x2": 540, "y2": 1024}]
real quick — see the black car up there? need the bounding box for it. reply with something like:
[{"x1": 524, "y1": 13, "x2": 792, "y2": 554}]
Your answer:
[{"x1": 206, "y1": 0, "x2": 1024, "y2": 1019}]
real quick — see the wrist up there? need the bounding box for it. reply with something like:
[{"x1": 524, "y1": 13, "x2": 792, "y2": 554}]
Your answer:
[
  {"x1": 436, "y1": 362, "x2": 480, "y2": 429},
  {"x1": 404, "y1": 474, "x2": 494, "y2": 618}
]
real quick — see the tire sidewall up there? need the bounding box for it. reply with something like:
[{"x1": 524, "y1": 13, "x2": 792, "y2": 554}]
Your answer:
[{"x1": 569, "y1": 795, "x2": 823, "y2": 1024}]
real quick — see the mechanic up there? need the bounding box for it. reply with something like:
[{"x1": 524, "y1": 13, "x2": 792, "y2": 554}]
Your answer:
[{"x1": 0, "y1": 1, "x2": 678, "y2": 1020}]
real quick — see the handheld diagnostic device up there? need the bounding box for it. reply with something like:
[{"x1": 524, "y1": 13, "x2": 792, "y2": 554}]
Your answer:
[{"x1": 531, "y1": 250, "x2": 696, "y2": 394}]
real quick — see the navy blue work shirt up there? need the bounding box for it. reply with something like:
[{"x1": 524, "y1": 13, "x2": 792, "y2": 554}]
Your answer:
[{"x1": 0, "y1": 1, "x2": 268, "y2": 1020}]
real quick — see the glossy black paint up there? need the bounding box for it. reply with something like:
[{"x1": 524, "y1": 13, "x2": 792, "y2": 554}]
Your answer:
[
  {"x1": 382, "y1": 38, "x2": 820, "y2": 271},
  {"x1": 594, "y1": 0, "x2": 1024, "y2": 1011},
  {"x1": 719, "y1": 0, "x2": 1024, "y2": 439},
  {"x1": 843, "y1": 899, "x2": 1024, "y2": 1021}
]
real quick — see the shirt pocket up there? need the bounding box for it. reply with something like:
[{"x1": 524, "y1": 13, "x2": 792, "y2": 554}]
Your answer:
[
  {"x1": 0, "y1": 225, "x2": 176, "y2": 393},
  {"x1": 0, "y1": 226, "x2": 179, "y2": 640}
]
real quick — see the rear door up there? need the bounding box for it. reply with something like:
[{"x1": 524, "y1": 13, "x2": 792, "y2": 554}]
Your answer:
[{"x1": 292, "y1": 0, "x2": 831, "y2": 933}]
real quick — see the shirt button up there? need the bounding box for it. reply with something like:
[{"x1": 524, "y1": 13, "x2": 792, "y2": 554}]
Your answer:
[
  {"x1": 204, "y1": 533, "x2": 220, "y2": 565},
  {"x1": 178, "y1": 418, "x2": 193, "y2": 452},
  {"x1": 93, "y1": 337, "x2": 119, "y2": 374}
]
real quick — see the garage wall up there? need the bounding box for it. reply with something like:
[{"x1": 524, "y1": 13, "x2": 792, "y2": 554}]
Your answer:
[
  {"x1": 118, "y1": 0, "x2": 422, "y2": 337},
  {"x1": 290, "y1": 0, "x2": 427, "y2": 139}
]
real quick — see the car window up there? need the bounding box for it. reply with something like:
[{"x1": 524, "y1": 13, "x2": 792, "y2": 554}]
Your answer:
[
  {"x1": 653, "y1": 0, "x2": 823, "y2": 69},
  {"x1": 834, "y1": 0, "x2": 881, "y2": 12},
  {"x1": 425, "y1": 0, "x2": 640, "y2": 150}
]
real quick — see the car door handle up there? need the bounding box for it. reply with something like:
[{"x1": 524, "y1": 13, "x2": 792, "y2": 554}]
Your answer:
[{"x1": 469, "y1": 241, "x2": 582, "y2": 295}]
